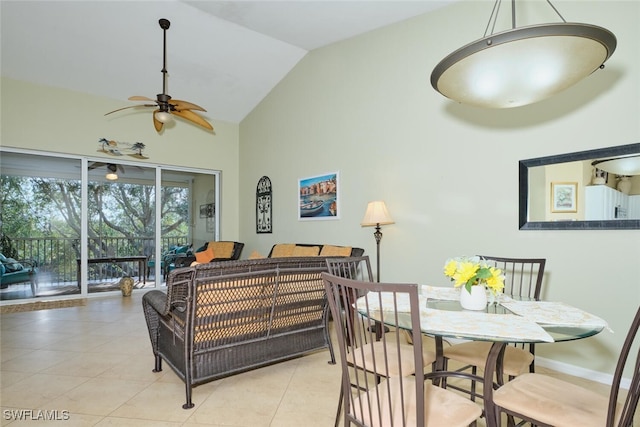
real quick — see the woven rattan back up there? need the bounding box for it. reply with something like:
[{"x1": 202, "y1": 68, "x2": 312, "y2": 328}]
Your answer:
[
  {"x1": 322, "y1": 272, "x2": 425, "y2": 427},
  {"x1": 478, "y1": 256, "x2": 546, "y2": 300}
]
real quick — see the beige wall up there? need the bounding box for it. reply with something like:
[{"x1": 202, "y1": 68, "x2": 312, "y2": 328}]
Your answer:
[
  {"x1": 239, "y1": 0, "x2": 640, "y2": 377},
  {"x1": 1, "y1": 78, "x2": 241, "y2": 239}
]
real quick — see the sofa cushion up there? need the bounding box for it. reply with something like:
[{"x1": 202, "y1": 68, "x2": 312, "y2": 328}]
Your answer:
[
  {"x1": 195, "y1": 246, "x2": 215, "y2": 263},
  {"x1": 248, "y1": 250, "x2": 265, "y2": 259},
  {"x1": 2, "y1": 258, "x2": 23, "y2": 272},
  {"x1": 207, "y1": 241, "x2": 235, "y2": 259},
  {"x1": 319, "y1": 245, "x2": 352, "y2": 257},
  {"x1": 291, "y1": 245, "x2": 320, "y2": 257},
  {"x1": 271, "y1": 244, "x2": 296, "y2": 257}
]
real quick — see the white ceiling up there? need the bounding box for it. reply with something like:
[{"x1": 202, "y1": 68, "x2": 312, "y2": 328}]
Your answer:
[{"x1": 1, "y1": 0, "x2": 456, "y2": 124}]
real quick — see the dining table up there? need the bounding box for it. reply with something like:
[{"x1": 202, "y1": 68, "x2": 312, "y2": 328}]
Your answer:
[{"x1": 354, "y1": 284, "x2": 609, "y2": 427}]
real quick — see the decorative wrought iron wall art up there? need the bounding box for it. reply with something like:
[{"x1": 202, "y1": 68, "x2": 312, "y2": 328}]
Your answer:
[{"x1": 256, "y1": 176, "x2": 272, "y2": 233}]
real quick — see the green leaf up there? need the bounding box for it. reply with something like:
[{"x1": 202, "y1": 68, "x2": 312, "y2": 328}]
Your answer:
[{"x1": 476, "y1": 268, "x2": 492, "y2": 279}]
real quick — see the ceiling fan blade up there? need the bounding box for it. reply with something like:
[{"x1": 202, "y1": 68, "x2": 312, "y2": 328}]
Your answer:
[
  {"x1": 105, "y1": 104, "x2": 156, "y2": 116},
  {"x1": 153, "y1": 110, "x2": 164, "y2": 132},
  {"x1": 170, "y1": 99, "x2": 207, "y2": 112},
  {"x1": 129, "y1": 95, "x2": 157, "y2": 102},
  {"x1": 171, "y1": 109, "x2": 214, "y2": 131},
  {"x1": 88, "y1": 162, "x2": 107, "y2": 170}
]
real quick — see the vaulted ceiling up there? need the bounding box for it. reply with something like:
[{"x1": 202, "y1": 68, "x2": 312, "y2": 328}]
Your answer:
[{"x1": 1, "y1": 1, "x2": 456, "y2": 123}]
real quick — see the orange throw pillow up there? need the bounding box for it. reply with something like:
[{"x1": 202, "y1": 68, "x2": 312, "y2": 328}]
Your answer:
[{"x1": 195, "y1": 246, "x2": 215, "y2": 263}]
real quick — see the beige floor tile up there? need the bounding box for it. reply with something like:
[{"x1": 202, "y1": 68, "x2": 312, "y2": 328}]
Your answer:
[
  {"x1": 1, "y1": 349, "x2": 78, "y2": 373},
  {"x1": 46, "y1": 377, "x2": 152, "y2": 416},
  {"x1": 108, "y1": 381, "x2": 203, "y2": 423},
  {"x1": 1, "y1": 373, "x2": 90, "y2": 408},
  {"x1": 1, "y1": 292, "x2": 635, "y2": 427}
]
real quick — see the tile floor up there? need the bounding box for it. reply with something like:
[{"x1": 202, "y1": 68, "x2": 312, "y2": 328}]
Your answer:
[{"x1": 0, "y1": 292, "x2": 625, "y2": 426}]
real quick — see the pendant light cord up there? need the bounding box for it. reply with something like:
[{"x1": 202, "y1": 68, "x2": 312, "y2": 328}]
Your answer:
[{"x1": 485, "y1": 0, "x2": 567, "y2": 37}]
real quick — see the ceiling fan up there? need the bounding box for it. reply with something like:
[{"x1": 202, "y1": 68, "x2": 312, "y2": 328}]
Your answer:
[
  {"x1": 105, "y1": 18, "x2": 213, "y2": 133},
  {"x1": 88, "y1": 162, "x2": 124, "y2": 180}
]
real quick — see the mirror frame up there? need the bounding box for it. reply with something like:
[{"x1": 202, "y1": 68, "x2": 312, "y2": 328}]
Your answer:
[{"x1": 519, "y1": 143, "x2": 640, "y2": 230}]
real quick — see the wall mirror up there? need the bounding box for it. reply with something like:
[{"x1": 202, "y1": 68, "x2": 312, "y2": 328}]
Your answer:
[{"x1": 519, "y1": 143, "x2": 640, "y2": 230}]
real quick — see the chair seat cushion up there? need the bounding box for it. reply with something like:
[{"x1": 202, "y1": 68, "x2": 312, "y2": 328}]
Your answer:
[
  {"x1": 354, "y1": 376, "x2": 482, "y2": 427},
  {"x1": 444, "y1": 341, "x2": 534, "y2": 377},
  {"x1": 493, "y1": 373, "x2": 620, "y2": 427},
  {"x1": 348, "y1": 342, "x2": 436, "y2": 377}
]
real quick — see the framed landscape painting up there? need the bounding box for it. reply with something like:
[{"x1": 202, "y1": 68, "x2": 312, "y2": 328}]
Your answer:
[
  {"x1": 298, "y1": 172, "x2": 340, "y2": 221},
  {"x1": 551, "y1": 182, "x2": 578, "y2": 213}
]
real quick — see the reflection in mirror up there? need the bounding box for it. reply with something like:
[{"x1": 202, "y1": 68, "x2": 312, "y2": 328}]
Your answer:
[{"x1": 519, "y1": 143, "x2": 640, "y2": 230}]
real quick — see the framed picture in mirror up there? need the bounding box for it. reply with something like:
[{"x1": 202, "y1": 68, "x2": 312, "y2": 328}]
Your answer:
[{"x1": 551, "y1": 182, "x2": 578, "y2": 213}]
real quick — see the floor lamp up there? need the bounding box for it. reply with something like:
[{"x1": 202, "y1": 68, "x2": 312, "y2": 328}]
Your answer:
[{"x1": 361, "y1": 201, "x2": 394, "y2": 282}]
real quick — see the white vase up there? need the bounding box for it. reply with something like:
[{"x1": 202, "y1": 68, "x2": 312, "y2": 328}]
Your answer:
[
  {"x1": 617, "y1": 177, "x2": 632, "y2": 195},
  {"x1": 460, "y1": 285, "x2": 487, "y2": 310}
]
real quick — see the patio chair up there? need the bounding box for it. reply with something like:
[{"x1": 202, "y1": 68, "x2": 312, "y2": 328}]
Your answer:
[
  {"x1": 0, "y1": 253, "x2": 39, "y2": 297},
  {"x1": 443, "y1": 256, "x2": 546, "y2": 399},
  {"x1": 488, "y1": 305, "x2": 640, "y2": 427},
  {"x1": 322, "y1": 272, "x2": 483, "y2": 427}
]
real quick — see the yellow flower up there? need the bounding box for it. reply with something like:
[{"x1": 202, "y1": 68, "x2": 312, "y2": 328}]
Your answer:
[
  {"x1": 443, "y1": 256, "x2": 505, "y2": 295},
  {"x1": 485, "y1": 267, "x2": 505, "y2": 292},
  {"x1": 455, "y1": 261, "x2": 479, "y2": 286},
  {"x1": 444, "y1": 260, "x2": 457, "y2": 278}
]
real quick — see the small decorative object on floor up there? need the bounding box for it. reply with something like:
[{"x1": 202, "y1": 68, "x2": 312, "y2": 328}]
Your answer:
[
  {"x1": 119, "y1": 276, "x2": 134, "y2": 297},
  {"x1": 443, "y1": 256, "x2": 505, "y2": 311}
]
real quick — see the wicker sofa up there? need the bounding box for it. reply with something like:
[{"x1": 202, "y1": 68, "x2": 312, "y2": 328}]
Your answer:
[{"x1": 142, "y1": 256, "x2": 354, "y2": 409}]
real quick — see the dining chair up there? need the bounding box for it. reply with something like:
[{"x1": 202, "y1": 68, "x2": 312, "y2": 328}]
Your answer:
[
  {"x1": 442, "y1": 256, "x2": 546, "y2": 399},
  {"x1": 322, "y1": 272, "x2": 484, "y2": 427},
  {"x1": 487, "y1": 305, "x2": 640, "y2": 427},
  {"x1": 326, "y1": 256, "x2": 437, "y2": 427}
]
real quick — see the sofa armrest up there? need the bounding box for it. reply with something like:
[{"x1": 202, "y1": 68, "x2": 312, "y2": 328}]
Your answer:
[{"x1": 143, "y1": 289, "x2": 169, "y2": 316}]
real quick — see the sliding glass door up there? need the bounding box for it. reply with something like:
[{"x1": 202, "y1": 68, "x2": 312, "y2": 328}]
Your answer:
[{"x1": 0, "y1": 149, "x2": 219, "y2": 302}]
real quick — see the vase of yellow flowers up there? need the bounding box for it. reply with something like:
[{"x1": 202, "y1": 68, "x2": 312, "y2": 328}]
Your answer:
[{"x1": 444, "y1": 256, "x2": 505, "y2": 310}]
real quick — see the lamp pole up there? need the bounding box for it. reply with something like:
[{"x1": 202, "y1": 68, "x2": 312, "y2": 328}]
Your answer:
[{"x1": 373, "y1": 223, "x2": 382, "y2": 282}]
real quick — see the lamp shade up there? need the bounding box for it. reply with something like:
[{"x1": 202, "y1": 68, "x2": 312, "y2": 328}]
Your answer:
[
  {"x1": 431, "y1": 0, "x2": 616, "y2": 110},
  {"x1": 592, "y1": 155, "x2": 640, "y2": 176},
  {"x1": 155, "y1": 111, "x2": 174, "y2": 124},
  {"x1": 105, "y1": 163, "x2": 119, "y2": 181},
  {"x1": 361, "y1": 201, "x2": 394, "y2": 226}
]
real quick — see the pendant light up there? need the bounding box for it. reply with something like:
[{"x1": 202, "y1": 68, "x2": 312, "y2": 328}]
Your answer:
[{"x1": 431, "y1": 0, "x2": 616, "y2": 108}]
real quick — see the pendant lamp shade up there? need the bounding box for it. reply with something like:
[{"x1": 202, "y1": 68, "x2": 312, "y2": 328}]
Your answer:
[
  {"x1": 592, "y1": 155, "x2": 640, "y2": 176},
  {"x1": 431, "y1": 2, "x2": 616, "y2": 108}
]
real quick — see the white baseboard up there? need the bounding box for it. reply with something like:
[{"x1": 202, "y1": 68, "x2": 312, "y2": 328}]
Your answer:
[{"x1": 536, "y1": 356, "x2": 630, "y2": 390}]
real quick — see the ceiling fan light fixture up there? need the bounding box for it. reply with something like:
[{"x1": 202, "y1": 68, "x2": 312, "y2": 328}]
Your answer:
[
  {"x1": 430, "y1": 0, "x2": 616, "y2": 108},
  {"x1": 155, "y1": 111, "x2": 173, "y2": 124},
  {"x1": 105, "y1": 163, "x2": 119, "y2": 180}
]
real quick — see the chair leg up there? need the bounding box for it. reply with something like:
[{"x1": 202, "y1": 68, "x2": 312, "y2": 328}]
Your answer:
[
  {"x1": 470, "y1": 365, "x2": 477, "y2": 402},
  {"x1": 182, "y1": 383, "x2": 194, "y2": 409},
  {"x1": 30, "y1": 277, "x2": 37, "y2": 297},
  {"x1": 153, "y1": 355, "x2": 162, "y2": 373},
  {"x1": 334, "y1": 383, "x2": 343, "y2": 427}
]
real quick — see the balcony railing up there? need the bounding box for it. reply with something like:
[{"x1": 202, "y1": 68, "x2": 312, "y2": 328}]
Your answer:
[{"x1": 6, "y1": 236, "x2": 189, "y2": 285}]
